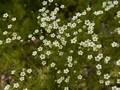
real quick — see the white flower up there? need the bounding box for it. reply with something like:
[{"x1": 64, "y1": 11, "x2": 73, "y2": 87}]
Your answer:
[
  {"x1": 92, "y1": 36, "x2": 98, "y2": 41},
  {"x1": 28, "y1": 34, "x2": 32, "y2": 38},
  {"x1": 3, "y1": 13, "x2": 8, "y2": 18},
  {"x1": 104, "y1": 56, "x2": 111, "y2": 63},
  {"x1": 64, "y1": 87, "x2": 69, "y2": 90},
  {"x1": 87, "y1": 55, "x2": 93, "y2": 59},
  {"x1": 11, "y1": 70, "x2": 16, "y2": 74},
  {"x1": 67, "y1": 56, "x2": 72, "y2": 62},
  {"x1": 96, "y1": 64, "x2": 102, "y2": 69},
  {"x1": 8, "y1": 24, "x2": 12, "y2": 29},
  {"x1": 105, "y1": 80, "x2": 110, "y2": 86},
  {"x1": 71, "y1": 37, "x2": 77, "y2": 43},
  {"x1": 111, "y1": 86, "x2": 117, "y2": 90},
  {"x1": 32, "y1": 51, "x2": 37, "y2": 56},
  {"x1": 46, "y1": 51, "x2": 51, "y2": 56},
  {"x1": 78, "y1": 50, "x2": 83, "y2": 55},
  {"x1": 113, "y1": 1, "x2": 119, "y2": 5},
  {"x1": 64, "y1": 68, "x2": 69, "y2": 74},
  {"x1": 13, "y1": 83, "x2": 19, "y2": 88},
  {"x1": 104, "y1": 74, "x2": 110, "y2": 79},
  {"x1": 42, "y1": 1, "x2": 47, "y2": 6},
  {"x1": 20, "y1": 72, "x2": 26, "y2": 76},
  {"x1": 20, "y1": 77, "x2": 24, "y2": 81},
  {"x1": 17, "y1": 36, "x2": 21, "y2": 40},
  {"x1": 60, "y1": 5, "x2": 65, "y2": 8},
  {"x1": 68, "y1": 63, "x2": 73, "y2": 67},
  {"x1": 42, "y1": 61, "x2": 46, "y2": 65},
  {"x1": 34, "y1": 29, "x2": 39, "y2": 33},
  {"x1": 38, "y1": 46, "x2": 43, "y2": 51},
  {"x1": 31, "y1": 36, "x2": 36, "y2": 41},
  {"x1": 40, "y1": 54, "x2": 45, "y2": 59},
  {"x1": 6, "y1": 38, "x2": 11, "y2": 43},
  {"x1": 4, "y1": 84, "x2": 10, "y2": 90},
  {"x1": 99, "y1": 80, "x2": 104, "y2": 84},
  {"x1": 117, "y1": 79, "x2": 120, "y2": 84},
  {"x1": 40, "y1": 36, "x2": 45, "y2": 42},
  {"x1": 111, "y1": 42, "x2": 119, "y2": 47},
  {"x1": 50, "y1": 62, "x2": 56, "y2": 67},
  {"x1": 96, "y1": 70, "x2": 101, "y2": 75},
  {"x1": 78, "y1": 75, "x2": 82, "y2": 79},
  {"x1": 12, "y1": 17, "x2": 16, "y2": 21},
  {"x1": 3, "y1": 31, "x2": 8, "y2": 35},
  {"x1": 116, "y1": 60, "x2": 120, "y2": 66},
  {"x1": 27, "y1": 69, "x2": 32, "y2": 73},
  {"x1": 59, "y1": 51, "x2": 63, "y2": 56}
]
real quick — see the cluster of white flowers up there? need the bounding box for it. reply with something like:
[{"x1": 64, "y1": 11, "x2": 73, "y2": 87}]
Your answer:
[
  {"x1": 102, "y1": 1, "x2": 119, "y2": 11},
  {"x1": 1, "y1": 0, "x2": 120, "y2": 89},
  {"x1": 94, "y1": 10, "x2": 103, "y2": 16}
]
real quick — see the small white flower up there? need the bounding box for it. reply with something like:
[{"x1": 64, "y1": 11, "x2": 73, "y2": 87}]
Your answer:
[
  {"x1": 3, "y1": 13, "x2": 8, "y2": 18},
  {"x1": 78, "y1": 75, "x2": 82, "y2": 79},
  {"x1": 31, "y1": 36, "x2": 36, "y2": 41},
  {"x1": 40, "y1": 54, "x2": 45, "y2": 59},
  {"x1": 4, "y1": 84, "x2": 10, "y2": 90},
  {"x1": 117, "y1": 79, "x2": 120, "y2": 84},
  {"x1": 46, "y1": 51, "x2": 51, "y2": 56},
  {"x1": 34, "y1": 29, "x2": 39, "y2": 33},
  {"x1": 50, "y1": 62, "x2": 56, "y2": 67},
  {"x1": 111, "y1": 86, "x2": 117, "y2": 90},
  {"x1": 3, "y1": 31, "x2": 8, "y2": 35},
  {"x1": 96, "y1": 64, "x2": 102, "y2": 69},
  {"x1": 42, "y1": 61, "x2": 46, "y2": 65},
  {"x1": 71, "y1": 37, "x2": 77, "y2": 43},
  {"x1": 64, "y1": 87, "x2": 69, "y2": 90},
  {"x1": 17, "y1": 36, "x2": 21, "y2": 40},
  {"x1": 104, "y1": 56, "x2": 111, "y2": 63},
  {"x1": 6, "y1": 38, "x2": 11, "y2": 43},
  {"x1": 20, "y1": 72, "x2": 26, "y2": 76},
  {"x1": 96, "y1": 70, "x2": 101, "y2": 75},
  {"x1": 64, "y1": 68, "x2": 69, "y2": 74},
  {"x1": 38, "y1": 46, "x2": 43, "y2": 51},
  {"x1": 104, "y1": 74, "x2": 110, "y2": 79},
  {"x1": 99, "y1": 80, "x2": 104, "y2": 84},
  {"x1": 20, "y1": 77, "x2": 24, "y2": 81},
  {"x1": 60, "y1": 5, "x2": 65, "y2": 8},
  {"x1": 92, "y1": 36, "x2": 98, "y2": 41},
  {"x1": 28, "y1": 34, "x2": 32, "y2": 38},
  {"x1": 42, "y1": 1, "x2": 47, "y2": 6},
  {"x1": 116, "y1": 59, "x2": 120, "y2": 66},
  {"x1": 105, "y1": 80, "x2": 110, "y2": 86},
  {"x1": 87, "y1": 55, "x2": 93, "y2": 59},
  {"x1": 68, "y1": 63, "x2": 73, "y2": 67},
  {"x1": 32, "y1": 51, "x2": 37, "y2": 56},
  {"x1": 78, "y1": 50, "x2": 83, "y2": 55},
  {"x1": 8, "y1": 24, "x2": 12, "y2": 29},
  {"x1": 27, "y1": 69, "x2": 32, "y2": 73},
  {"x1": 67, "y1": 56, "x2": 72, "y2": 62},
  {"x1": 12, "y1": 17, "x2": 16, "y2": 21},
  {"x1": 13, "y1": 83, "x2": 19, "y2": 88},
  {"x1": 11, "y1": 70, "x2": 16, "y2": 74}
]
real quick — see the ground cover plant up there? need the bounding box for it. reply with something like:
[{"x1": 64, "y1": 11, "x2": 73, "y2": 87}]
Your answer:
[{"x1": 0, "y1": 0, "x2": 120, "y2": 90}]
